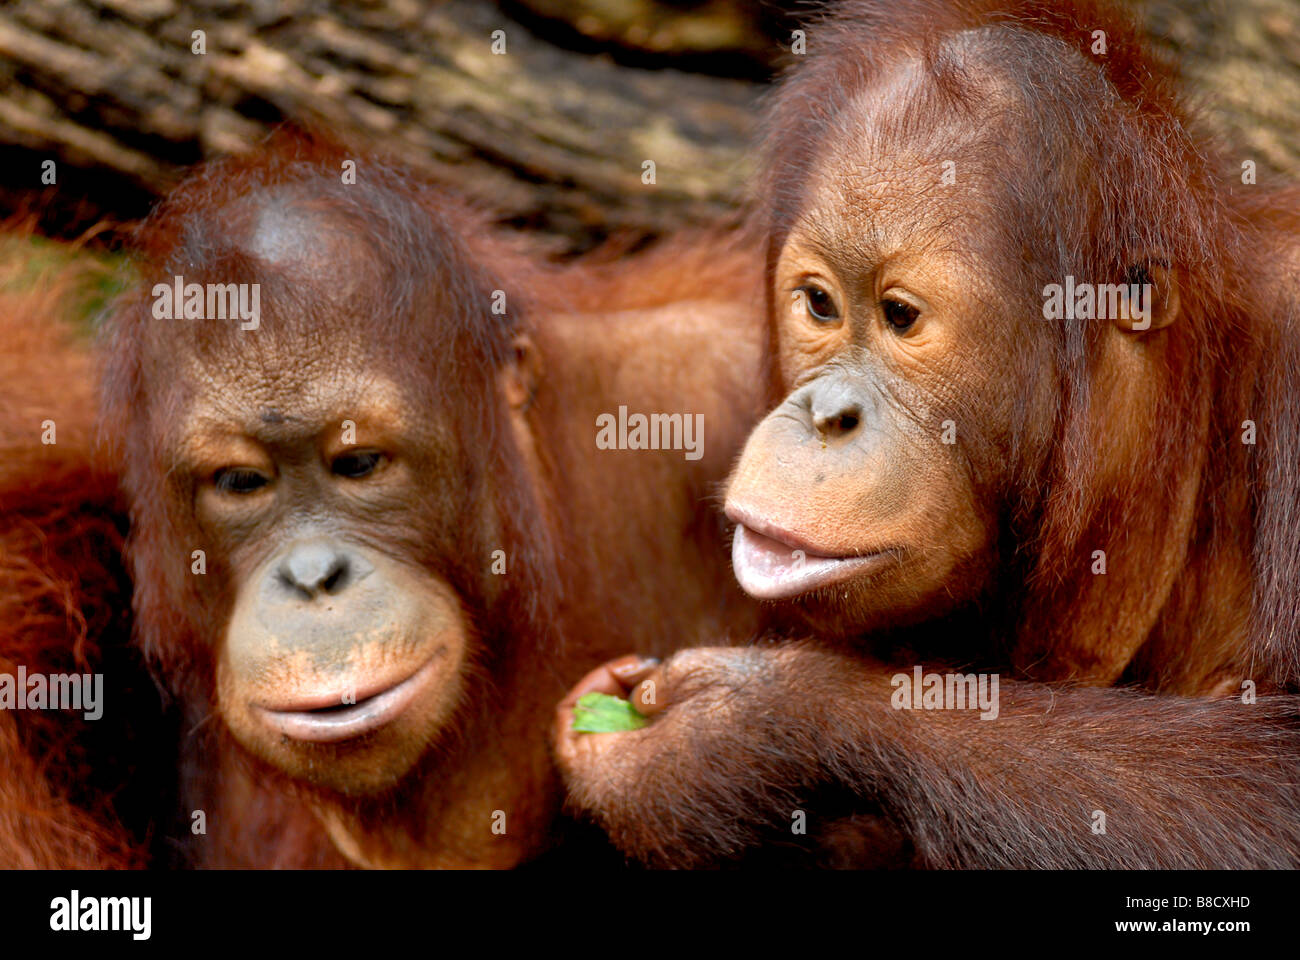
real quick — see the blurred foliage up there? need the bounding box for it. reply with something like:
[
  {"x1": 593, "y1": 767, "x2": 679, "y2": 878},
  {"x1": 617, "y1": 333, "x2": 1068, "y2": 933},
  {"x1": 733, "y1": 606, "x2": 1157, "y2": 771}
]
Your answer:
[{"x1": 0, "y1": 233, "x2": 133, "y2": 333}]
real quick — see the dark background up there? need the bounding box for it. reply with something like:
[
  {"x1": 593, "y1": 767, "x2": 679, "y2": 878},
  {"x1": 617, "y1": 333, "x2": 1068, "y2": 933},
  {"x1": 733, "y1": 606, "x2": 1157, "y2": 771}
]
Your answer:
[{"x1": 0, "y1": 0, "x2": 1297, "y2": 255}]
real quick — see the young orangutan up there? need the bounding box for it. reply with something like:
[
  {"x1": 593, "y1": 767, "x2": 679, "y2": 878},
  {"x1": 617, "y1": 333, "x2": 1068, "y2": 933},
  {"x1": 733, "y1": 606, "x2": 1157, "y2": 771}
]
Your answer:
[
  {"x1": 1, "y1": 133, "x2": 765, "y2": 866},
  {"x1": 554, "y1": 0, "x2": 1300, "y2": 868},
  {"x1": 85, "y1": 139, "x2": 763, "y2": 867}
]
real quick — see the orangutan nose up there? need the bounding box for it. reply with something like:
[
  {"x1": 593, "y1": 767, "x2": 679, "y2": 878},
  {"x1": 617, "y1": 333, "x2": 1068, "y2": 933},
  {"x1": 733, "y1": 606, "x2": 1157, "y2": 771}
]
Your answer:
[{"x1": 277, "y1": 540, "x2": 357, "y2": 599}]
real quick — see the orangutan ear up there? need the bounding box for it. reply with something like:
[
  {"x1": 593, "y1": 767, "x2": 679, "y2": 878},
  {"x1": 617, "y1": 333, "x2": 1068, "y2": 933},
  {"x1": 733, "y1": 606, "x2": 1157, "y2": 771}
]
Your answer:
[
  {"x1": 1114, "y1": 259, "x2": 1178, "y2": 333},
  {"x1": 501, "y1": 334, "x2": 541, "y2": 411}
]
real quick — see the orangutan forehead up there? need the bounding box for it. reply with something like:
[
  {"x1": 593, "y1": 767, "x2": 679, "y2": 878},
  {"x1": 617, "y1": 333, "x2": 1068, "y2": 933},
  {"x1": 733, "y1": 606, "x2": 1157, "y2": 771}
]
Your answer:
[
  {"x1": 820, "y1": 58, "x2": 1017, "y2": 181},
  {"x1": 789, "y1": 45, "x2": 1032, "y2": 268},
  {"x1": 803, "y1": 21, "x2": 1106, "y2": 202},
  {"x1": 170, "y1": 188, "x2": 380, "y2": 309},
  {"x1": 173, "y1": 365, "x2": 411, "y2": 451},
  {"x1": 137, "y1": 263, "x2": 403, "y2": 375},
  {"x1": 240, "y1": 193, "x2": 377, "y2": 298}
]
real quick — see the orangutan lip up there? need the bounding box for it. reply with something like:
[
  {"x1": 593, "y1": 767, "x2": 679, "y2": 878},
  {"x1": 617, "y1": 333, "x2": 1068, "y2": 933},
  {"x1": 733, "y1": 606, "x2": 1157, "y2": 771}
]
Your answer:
[
  {"x1": 253, "y1": 656, "x2": 440, "y2": 744},
  {"x1": 729, "y1": 522, "x2": 891, "y2": 601},
  {"x1": 725, "y1": 505, "x2": 852, "y2": 558}
]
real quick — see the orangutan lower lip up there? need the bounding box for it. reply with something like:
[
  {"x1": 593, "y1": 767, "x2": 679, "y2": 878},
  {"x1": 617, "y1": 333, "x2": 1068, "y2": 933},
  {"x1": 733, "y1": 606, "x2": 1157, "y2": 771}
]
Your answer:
[
  {"x1": 253, "y1": 656, "x2": 441, "y2": 744},
  {"x1": 730, "y1": 523, "x2": 891, "y2": 601}
]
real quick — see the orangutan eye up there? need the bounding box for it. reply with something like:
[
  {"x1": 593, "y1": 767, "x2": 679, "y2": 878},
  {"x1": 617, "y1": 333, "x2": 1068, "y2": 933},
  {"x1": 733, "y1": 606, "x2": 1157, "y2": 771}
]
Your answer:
[
  {"x1": 882, "y1": 298, "x2": 920, "y2": 331},
  {"x1": 214, "y1": 467, "x2": 270, "y2": 494},
  {"x1": 798, "y1": 284, "x2": 840, "y2": 323},
  {"x1": 332, "y1": 450, "x2": 385, "y2": 479}
]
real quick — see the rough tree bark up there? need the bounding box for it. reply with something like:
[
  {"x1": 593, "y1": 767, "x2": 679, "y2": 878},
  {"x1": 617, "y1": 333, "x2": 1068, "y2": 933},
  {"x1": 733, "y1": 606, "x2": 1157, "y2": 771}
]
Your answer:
[{"x1": 0, "y1": 0, "x2": 1296, "y2": 252}]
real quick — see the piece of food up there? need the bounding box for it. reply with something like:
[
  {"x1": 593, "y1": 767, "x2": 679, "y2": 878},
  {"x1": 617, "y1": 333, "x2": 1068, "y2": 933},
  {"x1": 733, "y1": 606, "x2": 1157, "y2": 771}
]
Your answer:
[{"x1": 572, "y1": 691, "x2": 649, "y2": 733}]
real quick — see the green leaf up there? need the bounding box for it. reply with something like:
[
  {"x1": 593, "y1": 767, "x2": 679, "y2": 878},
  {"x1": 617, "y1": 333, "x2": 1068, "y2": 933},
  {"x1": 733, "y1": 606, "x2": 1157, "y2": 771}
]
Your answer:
[{"x1": 572, "y1": 691, "x2": 649, "y2": 733}]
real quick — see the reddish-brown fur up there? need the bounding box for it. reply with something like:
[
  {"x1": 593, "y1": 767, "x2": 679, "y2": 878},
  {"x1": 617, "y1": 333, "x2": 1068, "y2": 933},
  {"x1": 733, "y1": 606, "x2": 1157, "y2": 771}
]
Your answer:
[
  {"x1": 0, "y1": 273, "x2": 164, "y2": 868},
  {"x1": 555, "y1": 0, "x2": 1300, "y2": 868},
  {"x1": 73, "y1": 138, "x2": 762, "y2": 868},
  {"x1": 751, "y1": 0, "x2": 1300, "y2": 685}
]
